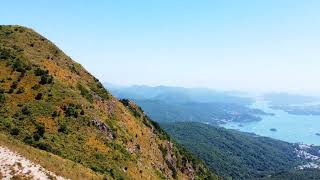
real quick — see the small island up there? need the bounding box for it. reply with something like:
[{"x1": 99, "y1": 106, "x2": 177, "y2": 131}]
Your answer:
[
  {"x1": 270, "y1": 105, "x2": 320, "y2": 116},
  {"x1": 316, "y1": 133, "x2": 320, "y2": 136},
  {"x1": 270, "y1": 128, "x2": 277, "y2": 132}
]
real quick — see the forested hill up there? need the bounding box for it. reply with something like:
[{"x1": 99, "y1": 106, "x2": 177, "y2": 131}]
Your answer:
[{"x1": 161, "y1": 122, "x2": 320, "y2": 179}]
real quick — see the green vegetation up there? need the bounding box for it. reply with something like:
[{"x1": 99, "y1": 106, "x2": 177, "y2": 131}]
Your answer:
[
  {"x1": 11, "y1": 58, "x2": 31, "y2": 73},
  {"x1": 120, "y1": 99, "x2": 219, "y2": 179},
  {"x1": 34, "y1": 68, "x2": 54, "y2": 85},
  {"x1": 0, "y1": 25, "x2": 216, "y2": 179},
  {"x1": 63, "y1": 104, "x2": 81, "y2": 118},
  {"x1": 0, "y1": 93, "x2": 5, "y2": 104},
  {"x1": 161, "y1": 122, "x2": 305, "y2": 180},
  {"x1": 261, "y1": 169, "x2": 320, "y2": 180},
  {"x1": 78, "y1": 83, "x2": 93, "y2": 103}
]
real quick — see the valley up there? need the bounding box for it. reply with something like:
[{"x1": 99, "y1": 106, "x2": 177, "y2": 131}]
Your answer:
[{"x1": 109, "y1": 84, "x2": 320, "y2": 179}]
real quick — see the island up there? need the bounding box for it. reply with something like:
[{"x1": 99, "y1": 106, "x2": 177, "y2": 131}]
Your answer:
[
  {"x1": 270, "y1": 105, "x2": 320, "y2": 116},
  {"x1": 270, "y1": 128, "x2": 277, "y2": 132}
]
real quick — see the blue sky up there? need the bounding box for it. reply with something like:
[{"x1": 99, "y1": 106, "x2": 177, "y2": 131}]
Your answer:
[{"x1": 1, "y1": 0, "x2": 320, "y2": 94}]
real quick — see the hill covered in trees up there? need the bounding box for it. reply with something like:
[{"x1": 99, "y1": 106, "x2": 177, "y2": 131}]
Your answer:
[{"x1": 161, "y1": 122, "x2": 320, "y2": 179}]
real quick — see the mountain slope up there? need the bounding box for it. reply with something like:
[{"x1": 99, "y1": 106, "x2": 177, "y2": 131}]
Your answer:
[{"x1": 0, "y1": 25, "x2": 217, "y2": 179}]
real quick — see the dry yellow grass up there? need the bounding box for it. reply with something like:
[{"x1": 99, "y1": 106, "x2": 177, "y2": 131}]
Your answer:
[{"x1": 0, "y1": 25, "x2": 217, "y2": 180}]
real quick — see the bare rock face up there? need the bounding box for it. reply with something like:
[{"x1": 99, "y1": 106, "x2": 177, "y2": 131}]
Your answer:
[{"x1": 91, "y1": 119, "x2": 115, "y2": 140}]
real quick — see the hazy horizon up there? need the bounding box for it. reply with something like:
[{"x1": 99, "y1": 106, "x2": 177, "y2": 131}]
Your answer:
[
  {"x1": 104, "y1": 82, "x2": 320, "y2": 97},
  {"x1": 2, "y1": 0, "x2": 320, "y2": 95}
]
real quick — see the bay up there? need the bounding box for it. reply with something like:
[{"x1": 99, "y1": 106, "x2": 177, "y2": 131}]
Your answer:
[{"x1": 221, "y1": 100, "x2": 320, "y2": 145}]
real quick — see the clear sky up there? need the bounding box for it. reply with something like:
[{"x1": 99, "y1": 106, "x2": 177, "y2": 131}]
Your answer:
[{"x1": 1, "y1": 0, "x2": 320, "y2": 94}]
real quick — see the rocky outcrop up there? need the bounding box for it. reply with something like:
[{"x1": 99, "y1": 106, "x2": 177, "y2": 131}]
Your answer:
[{"x1": 91, "y1": 119, "x2": 115, "y2": 140}]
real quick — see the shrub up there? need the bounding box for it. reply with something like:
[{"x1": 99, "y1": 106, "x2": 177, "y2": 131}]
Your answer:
[
  {"x1": 33, "y1": 123, "x2": 45, "y2": 141},
  {"x1": 16, "y1": 87, "x2": 25, "y2": 94},
  {"x1": 39, "y1": 75, "x2": 53, "y2": 85},
  {"x1": 69, "y1": 64, "x2": 79, "y2": 75},
  {"x1": 34, "y1": 67, "x2": 53, "y2": 85},
  {"x1": 34, "y1": 68, "x2": 48, "y2": 76},
  {"x1": 10, "y1": 128, "x2": 20, "y2": 135},
  {"x1": 1, "y1": 117, "x2": 12, "y2": 128},
  {"x1": 52, "y1": 111, "x2": 59, "y2": 117},
  {"x1": 12, "y1": 59, "x2": 29, "y2": 73},
  {"x1": 0, "y1": 94, "x2": 5, "y2": 104},
  {"x1": 0, "y1": 48, "x2": 12, "y2": 60},
  {"x1": 35, "y1": 93, "x2": 42, "y2": 100},
  {"x1": 63, "y1": 104, "x2": 79, "y2": 118},
  {"x1": 10, "y1": 81, "x2": 18, "y2": 89},
  {"x1": 77, "y1": 83, "x2": 93, "y2": 103},
  {"x1": 80, "y1": 110, "x2": 85, "y2": 115},
  {"x1": 32, "y1": 84, "x2": 41, "y2": 90},
  {"x1": 159, "y1": 145, "x2": 168, "y2": 157},
  {"x1": 36, "y1": 123, "x2": 45, "y2": 137},
  {"x1": 33, "y1": 133, "x2": 41, "y2": 141},
  {"x1": 23, "y1": 135, "x2": 34, "y2": 144},
  {"x1": 21, "y1": 106, "x2": 31, "y2": 115},
  {"x1": 58, "y1": 123, "x2": 68, "y2": 134},
  {"x1": 34, "y1": 142, "x2": 55, "y2": 153},
  {"x1": 7, "y1": 88, "x2": 14, "y2": 94}
]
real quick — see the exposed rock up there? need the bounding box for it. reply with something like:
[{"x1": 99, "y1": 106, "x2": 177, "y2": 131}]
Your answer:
[
  {"x1": 0, "y1": 146, "x2": 66, "y2": 180},
  {"x1": 91, "y1": 119, "x2": 115, "y2": 140}
]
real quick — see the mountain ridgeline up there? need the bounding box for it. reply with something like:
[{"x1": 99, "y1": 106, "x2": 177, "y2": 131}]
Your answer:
[{"x1": 0, "y1": 25, "x2": 218, "y2": 179}]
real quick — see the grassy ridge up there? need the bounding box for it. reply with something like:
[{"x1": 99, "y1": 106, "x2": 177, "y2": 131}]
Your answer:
[{"x1": 0, "y1": 25, "x2": 217, "y2": 179}]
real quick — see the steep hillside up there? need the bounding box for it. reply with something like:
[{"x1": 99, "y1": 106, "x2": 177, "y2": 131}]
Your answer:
[
  {"x1": 0, "y1": 25, "x2": 217, "y2": 179},
  {"x1": 161, "y1": 122, "x2": 320, "y2": 179}
]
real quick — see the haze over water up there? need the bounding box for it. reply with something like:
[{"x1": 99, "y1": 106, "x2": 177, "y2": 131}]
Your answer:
[{"x1": 221, "y1": 100, "x2": 320, "y2": 145}]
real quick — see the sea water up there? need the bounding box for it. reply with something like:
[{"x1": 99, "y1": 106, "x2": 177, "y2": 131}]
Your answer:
[{"x1": 221, "y1": 100, "x2": 320, "y2": 145}]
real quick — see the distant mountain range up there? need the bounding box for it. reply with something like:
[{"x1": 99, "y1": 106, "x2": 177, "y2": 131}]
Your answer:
[
  {"x1": 105, "y1": 84, "x2": 253, "y2": 105},
  {"x1": 263, "y1": 93, "x2": 320, "y2": 106},
  {"x1": 105, "y1": 84, "x2": 271, "y2": 124}
]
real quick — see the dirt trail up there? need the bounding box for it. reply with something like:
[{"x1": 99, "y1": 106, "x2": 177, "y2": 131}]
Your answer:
[{"x1": 0, "y1": 146, "x2": 66, "y2": 180}]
